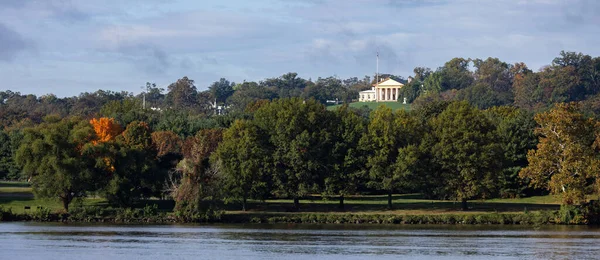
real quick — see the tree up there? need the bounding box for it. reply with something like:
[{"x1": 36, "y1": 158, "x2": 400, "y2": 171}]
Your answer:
[
  {"x1": 454, "y1": 83, "x2": 501, "y2": 109},
  {"x1": 472, "y1": 57, "x2": 513, "y2": 105},
  {"x1": 174, "y1": 129, "x2": 224, "y2": 220},
  {"x1": 89, "y1": 117, "x2": 123, "y2": 144},
  {"x1": 519, "y1": 103, "x2": 598, "y2": 205},
  {"x1": 360, "y1": 106, "x2": 420, "y2": 209},
  {"x1": 303, "y1": 77, "x2": 345, "y2": 104},
  {"x1": 429, "y1": 102, "x2": 502, "y2": 210},
  {"x1": 166, "y1": 76, "x2": 198, "y2": 110},
  {"x1": 209, "y1": 78, "x2": 235, "y2": 105},
  {"x1": 538, "y1": 66, "x2": 581, "y2": 104},
  {"x1": 226, "y1": 81, "x2": 277, "y2": 112},
  {"x1": 325, "y1": 105, "x2": 367, "y2": 209},
  {"x1": 151, "y1": 131, "x2": 183, "y2": 158},
  {"x1": 261, "y1": 72, "x2": 307, "y2": 98},
  {"x1": 253, "y1": 98, "x2": 331, "y2": 209},
  {"x1": 0, "y1": 130, "x2": 16, "y2": 180},
  {"x1": 15, "y1": 117, "x2": 96, "y2": 211},
  {"x1": 100, "y1": 121, "x2": 159, "y2": 207},
  {"x1": 486, "y1": 106, "x2": 538, "y2": 198},
  {"x1": 216, "y1": 120, "x2": 270, "y2": 211},
  {"x1": 423, "y1": 71, "x2": 443, "y2": 94},
  {"x1": 511, "y1": 63, "x2": 541, "y2": 110},
  {"x1": 413, "y1": 67, "x2": 432, "y2": 81},
  {"x1": 440, "y1": 58, "x2": 474, "y2": 91},
  {"x1": 100, "y1": 99, "x2": 150, "y2": 126}
]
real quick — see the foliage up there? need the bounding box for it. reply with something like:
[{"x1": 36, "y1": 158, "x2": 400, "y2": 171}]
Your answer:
[
  {"x1": 209, "y1": 78, "x2": 235, "y2": 105},
  {"x1": 102, "y1": 121, "x2": 160, "y2": 207},
  {"x1": 253, "y1": 98, "x2": 332, "y2": 208},
  {"x1": 325, "y1": 105, "x2": 367, "y2": 209},
  {"x1": 215, "y1": 120, "x2": 270, "y2": 210},
  {"x1": 360, "y1": 107, "x2": 420, "y2": 209},
  {"x1": 174, "y1": 129, "x2": 224, "y2": 219},
  {"x1": 428, "y1": 102, "x2": 502, "y2": 209},
  {"x1": 519, "y1": 103, "x2": 599, "y2": 205},
  {"x1": 89, "y1": 117, "x2": 123, "y2": 144},
  {"x1": 15, "y1": 117, "x2": 97, "y2": 211}
]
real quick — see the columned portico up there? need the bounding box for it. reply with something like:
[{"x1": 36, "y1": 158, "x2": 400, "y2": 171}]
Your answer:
[{"x1": 359, "y1": 78, "x2": 405, "y2": 102}]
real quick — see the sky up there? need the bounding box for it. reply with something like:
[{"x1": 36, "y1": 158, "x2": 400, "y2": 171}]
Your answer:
[{"x1": 0, "y1": 0, "x2": 599, "y2": 97}]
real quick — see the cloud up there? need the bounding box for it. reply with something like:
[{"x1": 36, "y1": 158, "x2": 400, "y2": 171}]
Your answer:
[
  {"x1": 0, "y1": 23, "x2": 32, "y2": 61},
  {"x1": 115, "y1": 44, "x2": 171, "y2": 75}
]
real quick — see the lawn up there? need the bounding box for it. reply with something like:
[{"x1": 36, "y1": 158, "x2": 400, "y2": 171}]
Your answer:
[
  {"x1": 0, "y1": 181, "x2": 561, "y2": 216},
  {"x1": 327, "y1": 101, "x2": 411, "y2": 111},
  {"x1": 225, "y1": 193, "x2": 561, "y2": 215}
]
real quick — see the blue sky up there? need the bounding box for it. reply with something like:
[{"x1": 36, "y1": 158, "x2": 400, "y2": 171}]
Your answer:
[{"x1": 0, "y1": 0, "x2": 598, "y2": 97}]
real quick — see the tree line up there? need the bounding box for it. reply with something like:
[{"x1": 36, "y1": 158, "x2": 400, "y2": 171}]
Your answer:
[
  {"x1": 5, "y1": 97, "x2": 600, "y2": 218},
  {"x1": 2, "y1": 50, "x2": 600, "y2": 218}
]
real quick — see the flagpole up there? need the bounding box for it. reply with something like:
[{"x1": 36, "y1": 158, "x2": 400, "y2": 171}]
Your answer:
[{"x1": 376, "y1": 50, "x2": 379, "y2": 102}]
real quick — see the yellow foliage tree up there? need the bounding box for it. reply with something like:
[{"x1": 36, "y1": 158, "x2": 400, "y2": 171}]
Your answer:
[
  {"x1": 90, "y1": 117, "x2": 123, "y2": 144},
  {"x1": 89, "y1": 117, "x2": 122, "y2": 172}
]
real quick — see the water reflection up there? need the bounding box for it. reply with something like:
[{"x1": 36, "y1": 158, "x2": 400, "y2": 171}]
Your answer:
[{"x1": 1, "y1": 223, "x2": 599, "y2": 259}]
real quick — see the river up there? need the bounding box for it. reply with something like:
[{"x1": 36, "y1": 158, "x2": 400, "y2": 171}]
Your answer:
[{"x1": 1, "y1": 223, "x2": 599, "y2": 259}]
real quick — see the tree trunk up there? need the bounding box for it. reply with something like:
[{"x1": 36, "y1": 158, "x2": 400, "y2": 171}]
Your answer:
[
  {"x1": 388, "y1": 191, "x2": 393, "y2": 210},
  {"x1": 242, "y1": 196, "x2": 247, "y2": 212},
  {"x1": 461, "y1": 198, "x2": 468, "y2": 211},
  {"x1": 294, "y1": 197, "x2": 300, "y2": 210},
  {"x1": 339, "y1": 195, "x2": 344, "y2": 210},
  {"x1": 61, "y1": 193, "x2": 73, "y2": 212}
]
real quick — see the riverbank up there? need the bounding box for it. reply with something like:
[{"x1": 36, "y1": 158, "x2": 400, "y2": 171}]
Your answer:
[
  {"x1": 0, "y1": 208, "x2": 580, "y2": 225},
  {"x1": 2, "y1": 181, "x2": 595, "y2": 225}
]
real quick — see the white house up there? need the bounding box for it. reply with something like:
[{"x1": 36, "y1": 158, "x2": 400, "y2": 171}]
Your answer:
[{"x1": 359, "y1": 78, "x2": 404, "y2": 102}]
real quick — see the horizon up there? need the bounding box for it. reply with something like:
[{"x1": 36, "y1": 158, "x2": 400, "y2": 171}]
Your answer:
[{"x1": 0, "y1": 0, "x2": 598, "y2": 97}]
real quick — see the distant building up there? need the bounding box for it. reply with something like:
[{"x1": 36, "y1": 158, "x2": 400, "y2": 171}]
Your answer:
[{"x1": 358, "y1": 78, "x2": 404, "y2": 102}]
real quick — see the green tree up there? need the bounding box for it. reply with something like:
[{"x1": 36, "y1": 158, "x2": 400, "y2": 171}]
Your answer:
[
  {"x1": 325, "y1": 105, "x2": 367, "y2": 209},
  {"x1": 302, "y1": 77, "x2": 345, "y2": 104},
  {"x1": 99, "y1": 121, "x2": 160, "y2": 207},
  {"x1": 209, "y1": 78, "x2": 235, "y2": 105},
  {"x1": 429, "y1": 102, "x2": 502, "y2": 210},
  {"x1": 261, "y1": 72, "x2": 307, "y2": 98},
  {"x1": 440, "y1": 57, "x2": 474, "y2": 91},
  {"x1": 253, "y1": 98, "x2": 331, "y2": 209},
  {"x1": 216, "y1": 120, "x2": 270, "y2": 211},
  {"x1": 0, "y1": 130, "x2": 16, "y2": 180},
  {"x1": 360, "y1": 106, "x2": 420, "y2": 209},
  {"x1": 166, "y1": 76, "x2": 198, "y2": 110},
  {"x1": 423, "y1": 71, "x2": 443, "y2": 94},
  {"x1": 519, "y1": 103, "x2": 598, "y2": 205},
  {"x1": 15, "y1": 117, "x2": 96, "y2": 211},
  {"x1": 226, "y1": 81, "x2": 277, "y2": 112},
  {"x1": 486, "y1": 106, "x2": 538, "y2": 198}
]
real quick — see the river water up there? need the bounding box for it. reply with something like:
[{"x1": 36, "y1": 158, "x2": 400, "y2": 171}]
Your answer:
[{"x1": 1, "y1": 223, "x2": 599, "y2": 259}]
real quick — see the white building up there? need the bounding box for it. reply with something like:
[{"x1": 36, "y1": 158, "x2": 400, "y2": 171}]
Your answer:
[{"x1": 358, "y1": 78, "x2": 404, "y2": 102}]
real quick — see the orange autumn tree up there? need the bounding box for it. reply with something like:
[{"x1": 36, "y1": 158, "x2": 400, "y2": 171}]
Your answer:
[
  {"x1": 90, "y1": 117, "x2": 123, "y2": 144},
  {"x1": 89, "y1": 117, "x2": 123, "y2": 172}
]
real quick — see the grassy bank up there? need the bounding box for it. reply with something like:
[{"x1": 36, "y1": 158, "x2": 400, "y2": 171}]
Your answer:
[{"x1": 0, "y1": 181, "x2": 580, "y2": 224}]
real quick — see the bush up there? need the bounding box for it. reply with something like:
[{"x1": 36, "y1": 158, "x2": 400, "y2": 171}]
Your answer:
[
  {"x1": 0, "y1": 206, "x2": 15, "y2": 221},
  {"x1": 30, "y1": 207, "x2": 52, "y2": 221}
]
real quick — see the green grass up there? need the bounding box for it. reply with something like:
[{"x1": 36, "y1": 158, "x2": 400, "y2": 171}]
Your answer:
[
  {"x1": 327, "y1": 101, "x2": 411, "y2": 111},
  {"x1": 0, "y1": 181, "x2": 560, "y2": 216},
  {"x1": 224, "y1": 193, "x2": 561, "y2": 215}
]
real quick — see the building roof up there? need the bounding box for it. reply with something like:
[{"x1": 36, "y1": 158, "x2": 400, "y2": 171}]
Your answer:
[
  {"x1": 373, "y1": 78, "x2": 404, "y2": 87},
  {"x1": 359, "y1": 89, "x2": 376, "y2": 93}
]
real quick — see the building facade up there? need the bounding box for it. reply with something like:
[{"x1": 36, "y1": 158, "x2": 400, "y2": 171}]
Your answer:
[{"x1": 358, "y1": 78, "x2": 404, "y2": 102}]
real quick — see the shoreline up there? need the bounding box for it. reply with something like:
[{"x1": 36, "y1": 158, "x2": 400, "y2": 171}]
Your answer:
[{"x1": 0, "y1": 210, "x2": 584, "y2": 225}]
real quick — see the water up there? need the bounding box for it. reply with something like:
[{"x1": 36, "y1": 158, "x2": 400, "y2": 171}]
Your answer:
[{"x1": 1, "y1": 223, "x2": 599, "y2": 259}]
